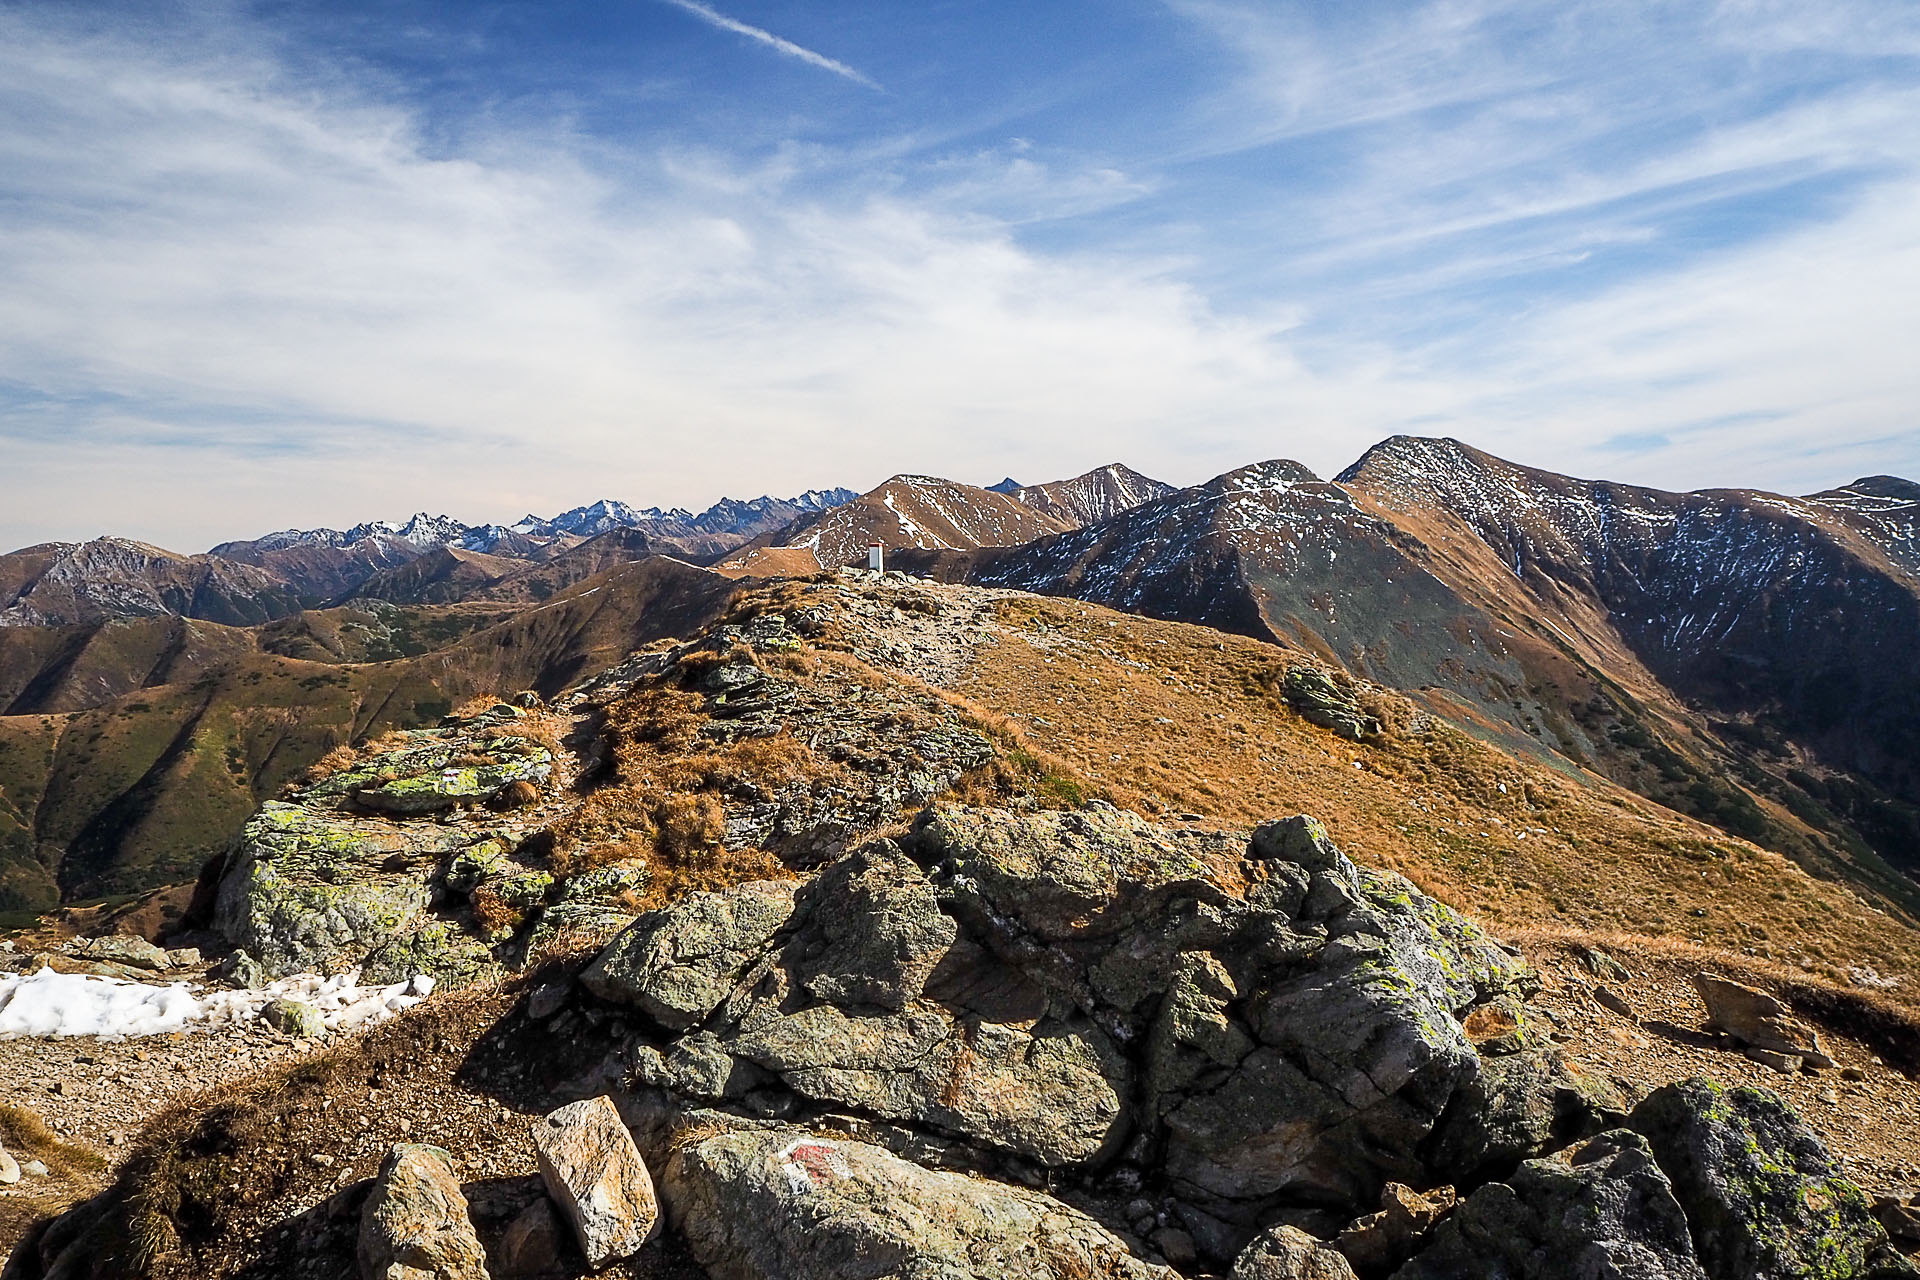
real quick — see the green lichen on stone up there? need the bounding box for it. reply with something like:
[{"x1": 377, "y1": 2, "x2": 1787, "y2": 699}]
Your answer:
[
  {"x1": 354, "y1": 737, "x2": 553, "y2": 815},
  {"x1": 361, "y1": 919, "x2": 502, "y2": 989},
  {"x1": 1629, "y1": 1077, "x2": 1909, "y2": 1280},
  {"x1": 212, "y1": 800, "x2": 472, "y2": 977}
]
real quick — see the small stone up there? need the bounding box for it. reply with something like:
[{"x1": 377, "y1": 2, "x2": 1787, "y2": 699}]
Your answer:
[
  {"x1": 1593, "y1": 985, "x2": 1634, "y2": 1019},
  {"x1": 165, "y1": 947, "x2": 203, "y2": 968},
  {"x1": 1841, "y1": 1065, "x2": 1867, "y2": 1082},
  {"x1": 530, "y1": 1095, "x2": 658, "y2": 1268},
  {"x1": 21, "y1": 1160, "x2": 48, "y2": 1177},
  {"x1": 263, "y1": 997, "x2": 326, "y2": 1039},
  {"x1": 526, "y1": 983, "x2": 568, "y2": 1022},
  {"x1": 1153, "y1": 1227, "x2": 1198, "y2": 1267},
  {"x1": 1743, "y1": 1046, "x2": 1801, "y2": 1073},
  {"x1": 497, "y1": 1196, "x2": 567, "y2": 1278},
  {"x1": 0, "y1": 1143, "x2": 19, "y2": 1185}
]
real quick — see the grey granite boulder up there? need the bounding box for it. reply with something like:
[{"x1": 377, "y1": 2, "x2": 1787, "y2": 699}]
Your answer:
[
  {"x1": 579, "y1": 879, "x2": 799, "y2": 1029},
  {"x1": 661, "y1": 1125, "x2": 1177, "y2": 1280}
]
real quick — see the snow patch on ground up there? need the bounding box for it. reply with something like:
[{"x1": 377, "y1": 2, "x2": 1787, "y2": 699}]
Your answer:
[{"x1": 0, "y1": 967, "x2": 434, "y2": 1040}]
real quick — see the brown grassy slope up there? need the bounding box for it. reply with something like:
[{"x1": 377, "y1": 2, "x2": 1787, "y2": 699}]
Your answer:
[
  {"x1": 0, "y1": 559, "x2": 740, "y2": 907},
  {"x1": 757, "y1": 578, "x2": 1920, "y2": 986}
]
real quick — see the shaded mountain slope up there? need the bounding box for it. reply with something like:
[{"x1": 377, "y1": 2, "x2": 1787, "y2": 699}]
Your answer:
[
  {"x1": 1806, "y1": 474, "x2": 1920, "y2": 578},
  {"x1": 897, "y1": 450, "x2": 1920, "y2": 911},
  {"x1": 1340, "y1": 437, "x2": 1920, "y2": 880}
]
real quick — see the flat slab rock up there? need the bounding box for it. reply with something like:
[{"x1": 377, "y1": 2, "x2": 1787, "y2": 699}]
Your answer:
[
  {"x1": 531, "y1": 1095, "x2": 660, "y2": 1268},
  {"x1": 662, "y1": 1125, "x2": 1178, "y2": 1280}
]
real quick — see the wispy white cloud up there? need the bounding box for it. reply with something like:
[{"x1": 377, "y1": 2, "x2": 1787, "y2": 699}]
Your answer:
[
  {"x1": 1, "y1": 0, "x2": 1917, "y2": 553},
  {"x1": 655, "y1": 0, "x2": 881, "y2": 90}
]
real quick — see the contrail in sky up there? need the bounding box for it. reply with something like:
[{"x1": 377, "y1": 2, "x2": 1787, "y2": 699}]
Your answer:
[{"x1": 657, "y1": 0, "x2": 882, "y2": 90}]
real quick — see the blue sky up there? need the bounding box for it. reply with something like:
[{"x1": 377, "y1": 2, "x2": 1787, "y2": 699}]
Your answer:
[{"x1": 3, "y1": 0, "x2": 1918, "y2": 550}]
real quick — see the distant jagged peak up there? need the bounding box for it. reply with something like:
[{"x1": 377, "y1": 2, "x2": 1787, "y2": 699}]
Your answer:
[
  {"x1": 985, "y1": 477, "x2": 1023, "y2": 494},
  {"x1": 1011, "y1": 462, "x2": 1178, "y2": 527},
  {"x1": 791, "y1": 487, "x2": 859, "y2": 511}
]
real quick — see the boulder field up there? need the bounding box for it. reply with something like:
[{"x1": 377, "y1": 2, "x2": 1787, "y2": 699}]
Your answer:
[{"x1": 562, "y1": 804, "x2": 1913, "y2": 1279}]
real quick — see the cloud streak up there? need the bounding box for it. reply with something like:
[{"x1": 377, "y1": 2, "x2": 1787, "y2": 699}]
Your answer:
[{"x1": 656, "y1": 0, "x2": 881, "y2": 90}]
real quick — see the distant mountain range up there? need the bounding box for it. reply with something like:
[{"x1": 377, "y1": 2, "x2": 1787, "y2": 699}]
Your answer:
[
  {"x1": 0, "y1": 489, "x2": 858, "y2": 628},
  {"x1": 2, "y1": 444, "x2": 1917, "y2": 926}
]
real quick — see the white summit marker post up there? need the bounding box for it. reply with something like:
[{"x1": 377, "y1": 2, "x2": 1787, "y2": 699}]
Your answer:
[{"x1": 868, "y1": 542, "x2": 884, "y2": 572}]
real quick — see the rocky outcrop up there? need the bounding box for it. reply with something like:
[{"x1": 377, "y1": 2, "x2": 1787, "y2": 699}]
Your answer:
[
  {"x1": 587, "y1": 804, "x2": 1605, "y2": 1264},
  {"x1": 1692, "y1": 973, "x2": 1834, "y2": 1068},
  {"x1": 579, "y1": 879, "x2": 798, "y2": 1029},
  {"x1": 1282, "y1": 668, "x2": 1381, "y2": 741},
  {"x1": 662, "y1": 1125, "x2": 1177, "y2": 1280},
  {"x1": 665, "y1": 611, "x2": 997, "y2": 861},
  {"x1": 1627, "y1": 1078, "x2": 1916, "y2": 1280},
  {"x1": 1394, "y1": 1130, "x2": 1707, "y2": 1280},
  {"x1": 530, "y1": 1096, "x2": 658, "y2": 1268},
  {"x1": 357, "y1": 1144, "x2": 491, "y2": 1280},
  {"x1": 208, "y1": 707, "x2": 623, "y2": 986}
]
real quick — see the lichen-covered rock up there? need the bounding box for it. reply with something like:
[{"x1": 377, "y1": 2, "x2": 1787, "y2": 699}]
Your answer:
[
  {"x1": 530, "y1": 1096, "x2": 658, "y2": 1268},
  {"x1": 262, "y1": 997, "x2": 324, "y2": 1038},
  {"x1": 360, "y1": 920, "x2": 503, "y2": 989},
  {"x1": 442, "y1": 841, "x2": 513, "y2": 896},
  {"x1": 1393, "y1": 1130, "x2": 1707, "y2": 1280},
  {"x1": 661, "y1": 1126, "x2": 1178, "y2": 1280},
  {"x1": 1628, "y1": 1078, "x2": 1916, "y2": 1280},
  {"x1": 214, "y1": 802, "x2": 468, "y2": 977},
  {"x1": 1282, "y1": 668, "x2": 1381, "y2": 741},
  {"x1": 69, "y1": 935, "x2": 170, "y2": 971},
  {"x1": 783, "y1": 843, "x2": 956, "y2": 1012},
  {"x1": 580, "y1": 879, "x2": 799, "y2": 1029},
  {"x1": 589, "y1": 804, "x2": 1586, "y2": 1239},
  {"x1": 305, "y1": 734, "x2": 552, "y2": 816},
  {"x1": 1426, "y1": 1049, "x2": 1625, "y2": 1185},
  {"x1": 357, "y1": 1143, "x2": 490, "y2": 1280}
]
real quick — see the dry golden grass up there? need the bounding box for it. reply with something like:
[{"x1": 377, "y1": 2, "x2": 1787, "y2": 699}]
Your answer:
[
  {"x1": 911, "y1": 592, "x2": 1920, "y2": 986},
  {"x1": 0, "y1": 1104, "x2": 101, "y2": 1177},
  {"x1": 544, "y1": 675, "x2": 805, "y2": 902}
]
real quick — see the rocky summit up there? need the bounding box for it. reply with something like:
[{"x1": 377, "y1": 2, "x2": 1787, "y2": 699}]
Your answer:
[{"x1": 0, "y1": 510, "x2": 1918, "y2": 1280}]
